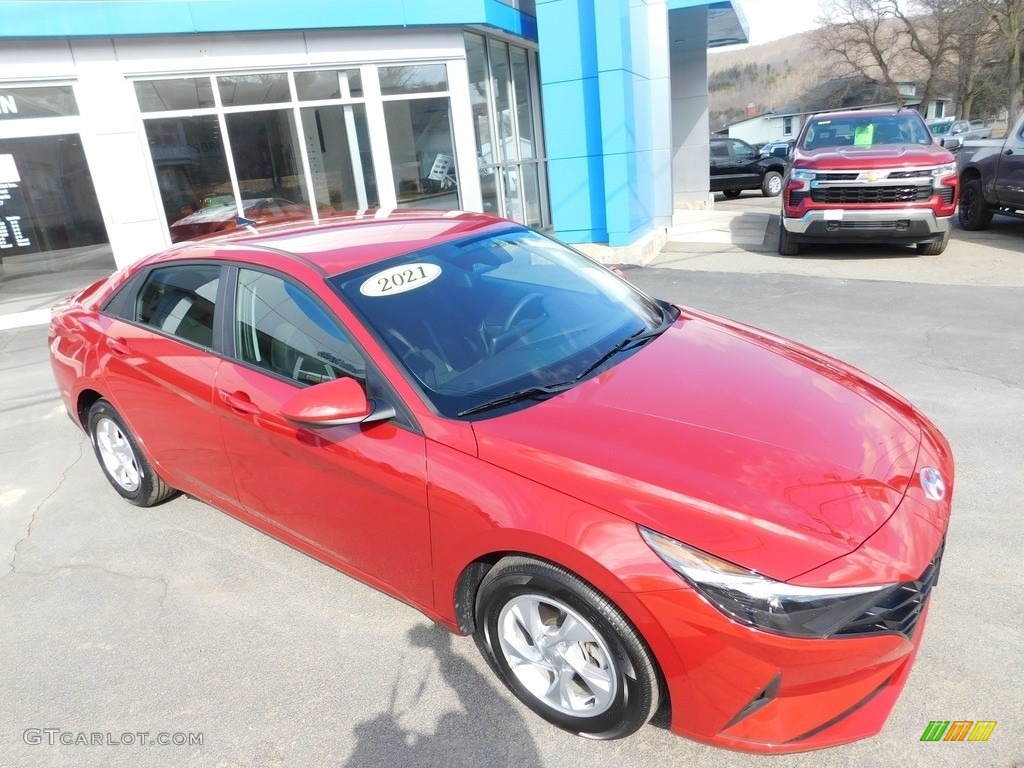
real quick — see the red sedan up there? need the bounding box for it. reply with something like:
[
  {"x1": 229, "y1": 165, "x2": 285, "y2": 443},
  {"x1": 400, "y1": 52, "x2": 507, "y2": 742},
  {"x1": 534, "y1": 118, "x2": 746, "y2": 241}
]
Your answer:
[{"x1": 48, "y1": 210, "x2": 953, "y2": 752}]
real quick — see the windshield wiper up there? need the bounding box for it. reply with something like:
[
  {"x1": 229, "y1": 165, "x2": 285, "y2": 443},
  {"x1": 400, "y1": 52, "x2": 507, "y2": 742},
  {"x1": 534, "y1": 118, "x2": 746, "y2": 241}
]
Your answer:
[
  {"x1": 459, "y1": 310, "x2": 675, "y2": 418},
  {"x1": 458, "y1": 380, "x2": 578, "y2": 417}
]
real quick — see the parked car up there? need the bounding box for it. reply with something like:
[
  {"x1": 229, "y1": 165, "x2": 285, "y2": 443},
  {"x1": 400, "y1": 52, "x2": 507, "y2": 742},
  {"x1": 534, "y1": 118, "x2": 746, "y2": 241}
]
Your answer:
[
  {"x1": 926, "y1": 117, "x2": 992, "y2": 147},
  {"x1": 759, "y1": 138, "x2": 795, "y2": 160},
  {"x1": 50, "y1": 209, "x2": 953, "y2": 753},
  {"x1": 780, "y1": 109, "x2": 959, "y2": 255},
  {"x1": 710, "y1": 137, "x2": 786, "y2": 197},
  {"x1": 956, "y1": 111, "x2": 1024, "y2": 229},
  {"x1": 169, "y1": 197, "x2": 310, "y2": 242}
]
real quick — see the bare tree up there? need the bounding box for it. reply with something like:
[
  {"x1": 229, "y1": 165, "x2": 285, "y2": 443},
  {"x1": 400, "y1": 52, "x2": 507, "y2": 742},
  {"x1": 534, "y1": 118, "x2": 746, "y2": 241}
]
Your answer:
[{"x1": 981, "y1": 0, "x2": 1024, "y2": 120}]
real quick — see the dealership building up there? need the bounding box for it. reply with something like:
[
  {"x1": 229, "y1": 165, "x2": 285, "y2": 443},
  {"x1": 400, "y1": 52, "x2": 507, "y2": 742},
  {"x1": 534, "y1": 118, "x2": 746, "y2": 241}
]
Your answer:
[{"x1": 0, "y1": 0, "x2": 746, "y2": 326}]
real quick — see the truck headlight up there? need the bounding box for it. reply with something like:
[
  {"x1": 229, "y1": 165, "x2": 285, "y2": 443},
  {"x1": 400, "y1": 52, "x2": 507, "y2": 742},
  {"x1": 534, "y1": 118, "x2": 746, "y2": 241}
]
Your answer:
[
  {"x1": 639, "y1": 527, "x2": 896, "y2": 638},
  {"x1": 931, "y1": 163, "x2": 957, "y2": 179},
  {"x1": 791, "y1": 168, "x2": 816, "y2": 182}
]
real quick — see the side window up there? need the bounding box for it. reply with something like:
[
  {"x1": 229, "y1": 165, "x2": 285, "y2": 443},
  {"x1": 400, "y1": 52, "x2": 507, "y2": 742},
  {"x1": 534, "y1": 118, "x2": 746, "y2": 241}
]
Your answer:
[
  {"x1": 710, "y1": 142, "x2": 729, "y2": 160},
  {"x1": 134, "y1": 264, "x2": 220, "y2": 347},
  {"x1": 730, "y1": 139, "x2": 754, "y2": 159},
  {"x1": 235, "y1": 268, "x2": 365, "y2": 385}
]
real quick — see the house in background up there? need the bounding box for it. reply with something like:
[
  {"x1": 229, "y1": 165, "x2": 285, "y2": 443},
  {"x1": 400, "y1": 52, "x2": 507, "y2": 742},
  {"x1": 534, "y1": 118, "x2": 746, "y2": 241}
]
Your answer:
[{"x1": 720, "y1": 76, "x2": 953, "y2": 146}]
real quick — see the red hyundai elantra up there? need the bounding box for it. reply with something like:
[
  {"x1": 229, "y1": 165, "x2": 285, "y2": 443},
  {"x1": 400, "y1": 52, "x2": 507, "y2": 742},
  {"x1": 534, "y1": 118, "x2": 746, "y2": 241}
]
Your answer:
[{"x1": 48, "y1": 210, "x2": 952, "y2": 752}]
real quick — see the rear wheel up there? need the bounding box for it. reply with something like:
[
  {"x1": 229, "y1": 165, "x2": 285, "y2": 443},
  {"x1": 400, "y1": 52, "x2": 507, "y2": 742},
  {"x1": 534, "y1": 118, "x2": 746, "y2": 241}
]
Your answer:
[
  {"x1": 761, "y1": 170, "x2": 783, "y2": 197},
  {"x1": 958, "y1": 178, "x2": 993, "y2": 231},
  {"x1": 916, "y1": 229, "x2": 949, "y2": 256},
  {"x1": 474, "y1": 557, "x2": 660, "y2": 740},
  {"x1": 722, "y1": 189, "x2": 743, "y2": 199},
  {"x1": 778, "y1": 221, "x2": 801, "y2": 255},
  {"x1": 87, "y1": 400, "x2": 177, "y2": 507}
]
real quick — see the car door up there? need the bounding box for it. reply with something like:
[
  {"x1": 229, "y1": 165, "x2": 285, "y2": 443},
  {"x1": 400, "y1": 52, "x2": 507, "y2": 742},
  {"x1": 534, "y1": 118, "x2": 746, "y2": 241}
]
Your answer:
[
  {"x1": 728, "y1": 138, "x2": 762, "y2": 186},
  {"x1": 709, "y1": 140, "x2": 735, "y2": 191},
  {"x1": 100, "y1": 262, "x2": 237, "y2": 504},
  {"x1": 995, "y1": 120, "x2": 1024, "y2": 208},
  {"x1": 213, "y1": 264, "x2": 432, "y2": 606}
]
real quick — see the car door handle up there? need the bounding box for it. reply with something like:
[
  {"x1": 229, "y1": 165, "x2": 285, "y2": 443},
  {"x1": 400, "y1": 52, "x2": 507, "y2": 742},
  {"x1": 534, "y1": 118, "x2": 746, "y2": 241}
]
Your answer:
[
  {"x1": 1005, "y1": 148, "x2": 1014, "y2": 155},
  {"x1": 107, "y1": 337, "x2": 131, "y2": 356},
  {"x1": 219, "y1": 389, "x2": 261, "y2": 416}
]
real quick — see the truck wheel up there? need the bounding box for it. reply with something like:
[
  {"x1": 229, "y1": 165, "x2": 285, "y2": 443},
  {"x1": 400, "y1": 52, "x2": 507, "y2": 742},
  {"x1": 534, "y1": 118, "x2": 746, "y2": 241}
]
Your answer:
[
  {"x1": 916, "y1": 230, "x2": 949, "y2": 256},
  {"x1": 722, "y1": 189, "x2": 742, "y2": 199},
  {"x1": 958, "y1": 178, "x2": 993, "y2": 230},
  {"x1": 761, "y1": 171, "x2": 783, "y2": 197},
  {"x1": 778, "y1": 221, "x2": 800, "y2": 255}
]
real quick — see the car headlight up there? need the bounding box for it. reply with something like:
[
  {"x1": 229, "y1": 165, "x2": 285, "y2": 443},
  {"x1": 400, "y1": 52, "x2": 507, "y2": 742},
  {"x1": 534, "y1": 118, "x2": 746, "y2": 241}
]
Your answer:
[
  {"x1": 931, "y1": 163, "x2": 957, "y2": 179},
  {"x1": 639, "y1": 527, "x2": 896, "y2": 638},
  {"x1": 790, "y1": 168, "x2": 816, "y2": 182}
]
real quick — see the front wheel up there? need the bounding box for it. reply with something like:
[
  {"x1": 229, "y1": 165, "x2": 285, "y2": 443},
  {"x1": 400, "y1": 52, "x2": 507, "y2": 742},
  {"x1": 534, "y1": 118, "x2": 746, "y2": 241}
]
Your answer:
[
  {"x1": 916, "y1": 229, "x2": 950, "y2": 256},
  {"x1": 474, "y1": 557, "x2": 660, "y2": 740},
  {"x1": 87, "y1": 400, "x2": 177, "y2": 507},
  {"x1": 958, "y1": 178, "x2": 993, "y2": 231},
  {"x1": 722, "y1": 189, "x2": 743, "y2": 199},
  {"x1": 761, "y1": 170, "x2": 783, "y2": 197},
  {"x1": 778, "y1": 220, "x2": 801, "y2": 255}
]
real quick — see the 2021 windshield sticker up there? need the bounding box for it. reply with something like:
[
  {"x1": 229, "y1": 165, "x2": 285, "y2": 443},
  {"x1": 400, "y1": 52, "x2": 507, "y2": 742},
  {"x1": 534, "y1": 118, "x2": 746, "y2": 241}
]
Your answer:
[{"x1": 360, "y1": 263, "x2": 441, "y2": 297}]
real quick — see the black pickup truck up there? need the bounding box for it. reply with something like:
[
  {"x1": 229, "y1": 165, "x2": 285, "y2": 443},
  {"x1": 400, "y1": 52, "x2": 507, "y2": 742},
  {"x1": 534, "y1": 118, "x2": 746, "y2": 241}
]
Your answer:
[{"x1": 957, "y1": 113, "x2": 1024, "y2": 229}]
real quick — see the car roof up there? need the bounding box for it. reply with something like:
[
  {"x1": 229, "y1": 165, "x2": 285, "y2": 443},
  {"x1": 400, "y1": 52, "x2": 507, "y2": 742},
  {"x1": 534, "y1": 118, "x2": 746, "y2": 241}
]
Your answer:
[{"x1": 152, "y1": 209, "x2": 517, "y2": 276}]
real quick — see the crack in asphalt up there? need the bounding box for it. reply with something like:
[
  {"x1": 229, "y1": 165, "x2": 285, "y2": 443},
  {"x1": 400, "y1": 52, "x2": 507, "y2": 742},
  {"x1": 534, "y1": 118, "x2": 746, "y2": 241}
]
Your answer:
[
  {"x1": 921, "y1": 329, "x2": 1024, "y2": 392},
  {"x1": 11, "y1": 562, "x2": 170, "y2": 609},
  {"x1": 4, "y1": 436, "x2": 86, "y2": 579}
]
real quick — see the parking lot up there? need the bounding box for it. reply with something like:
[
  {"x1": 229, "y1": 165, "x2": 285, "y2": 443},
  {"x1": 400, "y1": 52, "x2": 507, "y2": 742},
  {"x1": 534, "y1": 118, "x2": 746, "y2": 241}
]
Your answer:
[{"x1": 1, "y1": 199, "x2": 1022, "y2": 768}]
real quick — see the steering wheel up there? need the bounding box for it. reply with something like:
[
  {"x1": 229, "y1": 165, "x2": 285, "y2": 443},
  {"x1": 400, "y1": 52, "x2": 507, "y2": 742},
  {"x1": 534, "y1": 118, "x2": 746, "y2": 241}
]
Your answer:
[{"x1": 501, "y1": 292, "x2": 545, "y2": 334}]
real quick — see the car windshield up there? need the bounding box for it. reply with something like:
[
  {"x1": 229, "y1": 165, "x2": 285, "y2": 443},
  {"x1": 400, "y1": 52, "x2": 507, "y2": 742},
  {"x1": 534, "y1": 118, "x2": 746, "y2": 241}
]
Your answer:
[
  {"x1": 331, "y1": 227, "x2": 672, "y2": 418},
  {"x1": 928, "y1": 120, "x2": 954, "y2": 136},
  {"x1": 800, "y1": 114, "x2": 932, "y2": 149}
]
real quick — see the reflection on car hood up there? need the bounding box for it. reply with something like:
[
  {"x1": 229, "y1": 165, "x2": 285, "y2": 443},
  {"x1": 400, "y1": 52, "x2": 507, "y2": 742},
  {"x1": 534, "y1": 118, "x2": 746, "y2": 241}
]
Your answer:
[
  {"x1": 472, "y1": 311, "x2": 922, "y2": 581},
  {"x1": 794, "y1": 145, "x2": 952, "y2": 169}
]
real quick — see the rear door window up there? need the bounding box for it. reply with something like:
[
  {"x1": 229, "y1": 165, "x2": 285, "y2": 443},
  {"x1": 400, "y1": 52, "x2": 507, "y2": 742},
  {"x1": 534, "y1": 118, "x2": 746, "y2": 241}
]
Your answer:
[{"x1": 133, "y1": 264, "x2": 221, "y2": 347}]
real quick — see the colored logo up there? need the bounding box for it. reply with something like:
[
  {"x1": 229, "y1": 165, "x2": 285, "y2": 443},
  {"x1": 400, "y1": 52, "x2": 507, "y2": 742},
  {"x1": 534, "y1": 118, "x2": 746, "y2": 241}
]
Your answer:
[
  {"x1": 920, "y1": 721, "x2": 996, "y2": 742},
  {"x1": 919, "y1": 466, "x2": 946, "y2": 502}
]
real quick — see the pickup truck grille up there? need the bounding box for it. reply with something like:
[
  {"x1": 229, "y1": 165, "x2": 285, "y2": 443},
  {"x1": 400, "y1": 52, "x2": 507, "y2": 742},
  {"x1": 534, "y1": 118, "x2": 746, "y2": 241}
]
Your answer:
[{"x1": 810, "y1": 186, "x2": 932, "y2": 204}]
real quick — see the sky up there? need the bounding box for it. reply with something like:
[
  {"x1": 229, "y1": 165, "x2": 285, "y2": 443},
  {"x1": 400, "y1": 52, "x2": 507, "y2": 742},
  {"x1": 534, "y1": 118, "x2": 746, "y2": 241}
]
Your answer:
[{"x1": 735, "y1": 0, "x2": 826, "y2": 45}]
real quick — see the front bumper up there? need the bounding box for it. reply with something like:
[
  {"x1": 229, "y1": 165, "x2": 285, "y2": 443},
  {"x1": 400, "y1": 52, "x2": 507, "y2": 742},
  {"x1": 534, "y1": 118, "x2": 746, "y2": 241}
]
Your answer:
[{"x1": 782, "y1": 208, "x2": 951, "y2": 244}]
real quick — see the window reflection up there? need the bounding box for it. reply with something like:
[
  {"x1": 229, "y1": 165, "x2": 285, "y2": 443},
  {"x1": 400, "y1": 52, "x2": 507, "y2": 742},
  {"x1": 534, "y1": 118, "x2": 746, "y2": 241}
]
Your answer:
[
  {"x1": 143, "y1": 116, "x2": 230, "y2": 226},
  {"x1": 300, "y1": 104, "x2": 378, "y2": 212},
  {"x1": 385, "y1": 98, "x2": 459, "y2": 209}
]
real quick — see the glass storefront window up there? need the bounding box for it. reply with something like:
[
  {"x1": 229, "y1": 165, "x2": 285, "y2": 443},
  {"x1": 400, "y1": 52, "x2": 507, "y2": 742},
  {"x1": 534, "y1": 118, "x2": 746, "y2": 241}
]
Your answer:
[
  {"x1": 384, "y1": 97, "x2": 459, "y2": 210},
  {"x1": 225, "y1": 109, "x2": 309, "y2": 206},
  {"x1": 488, "y1": 40, "x2": 514, "y2": 163},
  {"x1": 0, "y1": 86, "x2": 79, "y2": 120},
  {"x1": 511, "y1": 47, "x2": 536, "y2": 160},
  {"x1": 218, "y1": 73, "x2": 290, "y2": 106},
  {"x1": 379, "y1": 64, "x2": 448, "y2": 96},
  {"x1": 143, "y1": 116, "x2": 231, "y2": 226},
  {"x1": 134, "y1": 78, "x2": 215, "y2": 112},
  {"x1": 295, "y1": 70, "x2": 363, "y2": 101},
  {"x1": 300, "y1": 104, "x2": 378, "y2": 211},
  {"x1": 0, "y1": 135, "x2": 114, "y2": 314},
  {"x1": 466, "y1": 34, "x2": 495, "y2": 167}
]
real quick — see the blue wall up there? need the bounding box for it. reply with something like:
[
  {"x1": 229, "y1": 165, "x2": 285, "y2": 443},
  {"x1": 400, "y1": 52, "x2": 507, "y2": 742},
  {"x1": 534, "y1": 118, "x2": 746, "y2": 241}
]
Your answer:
[
  {"x1": 536, "y1": 0, "x2": 668, "y2": 247},
  {"x1": 0, "y1": 0, "x2": 537, "y2": 40}
]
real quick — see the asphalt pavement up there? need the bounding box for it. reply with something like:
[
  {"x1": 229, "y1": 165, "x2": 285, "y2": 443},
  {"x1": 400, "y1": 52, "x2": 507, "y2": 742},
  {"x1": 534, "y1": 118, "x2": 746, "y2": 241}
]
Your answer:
[{"x1": 1, "y1": 198, "x2": 1022, "y2": 768}]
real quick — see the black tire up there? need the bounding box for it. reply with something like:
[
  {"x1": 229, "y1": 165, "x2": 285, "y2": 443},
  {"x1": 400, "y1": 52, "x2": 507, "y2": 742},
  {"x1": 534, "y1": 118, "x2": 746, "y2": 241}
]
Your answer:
[
  {"x1": 958, "y1": 178, "x2": 993, "y2": 231},
  {"x1": 761, "y1": 170, "x2": 783, "y2": 197},
  {"x1": 916, "y1": 229, "x2": 950, "y2": 256},
  {"x1": 473, "y1": 557, "x2": 660, "y2": 740},
  {"x1": 778, "y1": 221, "x2": 800, "y2": 255},
  {"x1": 722, "y1": 189, "x2": 742, "y2": 198},
  {"x1": 87, "y1": 400, "x2": 177, "y2": 507}
]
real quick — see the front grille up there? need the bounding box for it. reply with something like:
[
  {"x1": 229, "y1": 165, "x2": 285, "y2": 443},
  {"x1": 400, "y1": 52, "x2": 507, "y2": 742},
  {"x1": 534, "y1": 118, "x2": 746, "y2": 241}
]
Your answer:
[
  {"x1": 835, "y1": 221, "x2": 901, "y2": 230},
  {"x1": 811, "y1": 185, "x2": 931, "y2": 204},
  {"x1": 835, "y1": 542, "x2": 944, "y2": 638},
  {"x1": 887, "y1": 170, "x2": 931, "y2": 180},
  {"x1": 817, "y1": 172, "x2": 860, "y2": 181}
]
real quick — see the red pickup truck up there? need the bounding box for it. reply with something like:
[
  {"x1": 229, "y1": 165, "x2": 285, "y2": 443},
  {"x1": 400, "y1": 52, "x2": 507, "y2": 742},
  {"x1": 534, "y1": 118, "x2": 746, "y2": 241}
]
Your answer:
[{"x1": 779, "y1": 108, "x2": 960, "y2": 255}]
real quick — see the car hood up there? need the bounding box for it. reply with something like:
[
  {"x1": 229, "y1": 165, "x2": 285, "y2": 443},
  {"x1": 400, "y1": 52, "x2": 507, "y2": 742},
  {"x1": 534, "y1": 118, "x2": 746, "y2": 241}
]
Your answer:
[
  {"x1": 794, "y1": 144, "x2": 953, "y2": 169},
  {"x1": 471, "y1": 311, "x2": 922, "y2": 581}
]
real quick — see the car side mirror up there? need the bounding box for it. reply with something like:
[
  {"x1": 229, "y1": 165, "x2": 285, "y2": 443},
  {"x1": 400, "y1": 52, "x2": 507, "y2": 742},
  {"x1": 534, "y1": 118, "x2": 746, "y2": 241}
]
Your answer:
[
  {"x1": 941, "y1": 137, "x2": 963, "y2": 151},
  {"x1": 281, "y1": 376, "x2": 396, "y2": 428}
]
